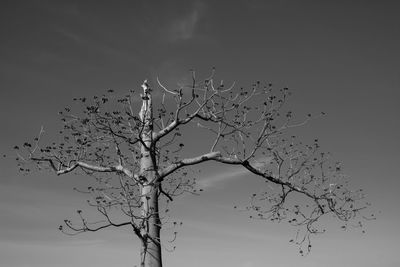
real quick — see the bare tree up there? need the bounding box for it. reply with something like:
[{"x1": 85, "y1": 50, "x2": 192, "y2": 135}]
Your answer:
[{"x1": 15, "y1": 70, "x2": 372, "y2": 267}]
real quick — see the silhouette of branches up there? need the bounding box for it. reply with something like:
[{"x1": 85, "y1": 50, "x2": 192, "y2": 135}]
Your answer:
[{"x1": 15, "y1": 70, "x2": 373, "y2": 258}]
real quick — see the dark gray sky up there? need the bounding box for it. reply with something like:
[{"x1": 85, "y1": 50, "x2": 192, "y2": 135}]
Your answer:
[{"x1": 1, "y1": 1, "x2": 399, "y2": 266}]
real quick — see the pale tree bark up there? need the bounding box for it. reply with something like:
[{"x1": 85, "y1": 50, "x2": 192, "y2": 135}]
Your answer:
[{"x1": 139, "y1": 80, "x2": 162, "y2": 267}]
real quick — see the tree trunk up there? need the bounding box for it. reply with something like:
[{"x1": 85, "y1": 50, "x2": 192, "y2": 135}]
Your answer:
[
  {"x1": 139, "y1": 81, "x2": 162, "y2": 267},
  {"x1": 139, "y1": 151, "x2": 162, "y2": 267},
  {"x1": 139, "y1": 183, "x2": 162, "y2": 267}
]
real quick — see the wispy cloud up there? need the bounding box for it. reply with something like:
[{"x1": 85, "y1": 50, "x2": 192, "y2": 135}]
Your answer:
[
  {"x1": 197, "y1": 167, "x2": 248, "y2": 189},
  {"x1": 197, "y1": 157, "x2": 272, "y2": 189},
  {"x1": 54, "y1": 28, "x2": 84, "y2": 44},
  {"x1": 166, "y1": 2, "x2": 205, "y2": 42},
  {"x1": 182, "y1": 219, "x2": 273, "y2": 242},
  {"x1": 46, "y1": 3, "x2": 130, "y2": 61},
  {"x1": 53, "y1": 27, "x2": 125, "y2": 59}
]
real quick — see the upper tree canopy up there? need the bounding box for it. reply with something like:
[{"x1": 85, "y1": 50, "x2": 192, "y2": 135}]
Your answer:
[{"x1": 16, "y1": 71, "x2": 372, "y2": 256}]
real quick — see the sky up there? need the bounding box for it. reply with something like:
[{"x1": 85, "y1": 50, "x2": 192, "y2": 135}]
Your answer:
[{"x1": 1, "y1": 0, "x2": 399, "y2": 266}]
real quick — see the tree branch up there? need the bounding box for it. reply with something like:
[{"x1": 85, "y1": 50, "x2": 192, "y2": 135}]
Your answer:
[
  {"x1": 30, "y1": 157, "x2": 138, "y2": 180},
  {"x1": 158, "y1": 151, "x2": 223, "y2": 179}
]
